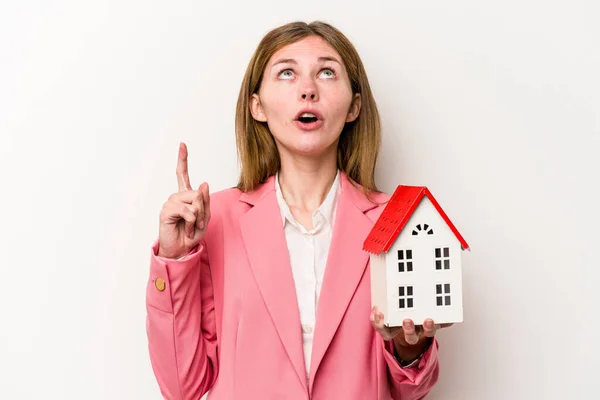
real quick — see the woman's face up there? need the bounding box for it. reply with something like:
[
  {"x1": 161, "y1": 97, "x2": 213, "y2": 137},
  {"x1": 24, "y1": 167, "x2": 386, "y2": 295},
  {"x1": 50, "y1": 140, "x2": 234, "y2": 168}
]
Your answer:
[{"x1": 250, "y1": 35, "x2": 361, "y2": 159}]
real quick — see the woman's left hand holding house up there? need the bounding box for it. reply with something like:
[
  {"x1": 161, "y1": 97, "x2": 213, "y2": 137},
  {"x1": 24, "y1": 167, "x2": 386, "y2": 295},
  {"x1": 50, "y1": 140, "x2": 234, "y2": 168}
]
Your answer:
[{"x1": 370, "y1": 306, "x2": 453, "y2": 363}]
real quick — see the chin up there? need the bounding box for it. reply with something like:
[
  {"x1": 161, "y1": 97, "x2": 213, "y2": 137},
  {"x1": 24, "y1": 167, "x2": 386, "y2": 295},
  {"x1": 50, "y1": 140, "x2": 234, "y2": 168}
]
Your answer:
[
  {"x1": 273, "y1": 127, "x2": 339, "y2": 157},
  {"x1": 291, "y1": 139, "x2": 336, "y2": 157}
]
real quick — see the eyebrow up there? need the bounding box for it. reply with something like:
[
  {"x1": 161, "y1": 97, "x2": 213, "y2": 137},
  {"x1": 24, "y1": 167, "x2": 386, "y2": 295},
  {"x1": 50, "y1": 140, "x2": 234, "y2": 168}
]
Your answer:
[{"x1": 271, "y1": 56, "x2": 342, "y2": 69}]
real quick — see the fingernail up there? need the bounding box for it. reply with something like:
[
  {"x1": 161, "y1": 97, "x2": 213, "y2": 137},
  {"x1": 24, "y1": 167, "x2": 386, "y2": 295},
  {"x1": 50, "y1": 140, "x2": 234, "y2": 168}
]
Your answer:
[
  {"x1": 199, "y1": 219, "x2": 205, "y2": 230},
  {"x1": 425, "y1": 320, "x2": 434, "y2": 329},
  {"x1": 370, "y1": 312, "x2": 375, "y2": 322},
  {"x1": 403, "y1": 320, "x2": 412, "y2": 329}
]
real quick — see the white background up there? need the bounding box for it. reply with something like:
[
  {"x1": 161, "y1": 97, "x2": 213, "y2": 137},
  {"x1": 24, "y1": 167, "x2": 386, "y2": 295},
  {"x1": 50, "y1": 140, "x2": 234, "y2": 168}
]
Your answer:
[{"x1": 1, "y1": 1, "x2": 599, "y2": 399}]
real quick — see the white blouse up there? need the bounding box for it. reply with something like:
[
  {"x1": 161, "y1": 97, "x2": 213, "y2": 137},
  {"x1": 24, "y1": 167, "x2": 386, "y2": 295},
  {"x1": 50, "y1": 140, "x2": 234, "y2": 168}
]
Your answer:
[{"x1": 274, "y1": 170, "x2": 341, "y2": 379}]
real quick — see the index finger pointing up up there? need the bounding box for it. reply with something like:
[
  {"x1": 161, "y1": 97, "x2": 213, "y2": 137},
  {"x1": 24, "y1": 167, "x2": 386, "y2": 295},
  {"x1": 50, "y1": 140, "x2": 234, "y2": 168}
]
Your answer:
[{"x1": 177, "y1": 142, "x2": 192, "y2": 191}]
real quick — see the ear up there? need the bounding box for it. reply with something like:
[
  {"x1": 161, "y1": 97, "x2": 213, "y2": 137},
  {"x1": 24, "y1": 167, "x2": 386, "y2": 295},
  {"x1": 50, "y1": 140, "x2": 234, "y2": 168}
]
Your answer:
[
  {"x1": 250, "y1": 93, "x2": 268, "y2": 122},
  {"x1": 346, "y1": 93, "x2": 361, "y2": 123}
]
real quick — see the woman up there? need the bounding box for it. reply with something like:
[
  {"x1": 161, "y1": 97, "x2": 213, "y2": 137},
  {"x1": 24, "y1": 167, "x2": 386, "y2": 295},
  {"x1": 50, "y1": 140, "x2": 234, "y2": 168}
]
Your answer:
[{"x1": 146, "y1": 21, "x2": 450, "y2": 399}]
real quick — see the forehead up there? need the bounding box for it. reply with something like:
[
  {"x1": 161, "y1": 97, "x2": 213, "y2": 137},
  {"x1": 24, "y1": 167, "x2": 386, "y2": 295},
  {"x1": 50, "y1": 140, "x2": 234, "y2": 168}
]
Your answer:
[{"x1": 267, "y1": 35, "x2": 342, "y2": 66}]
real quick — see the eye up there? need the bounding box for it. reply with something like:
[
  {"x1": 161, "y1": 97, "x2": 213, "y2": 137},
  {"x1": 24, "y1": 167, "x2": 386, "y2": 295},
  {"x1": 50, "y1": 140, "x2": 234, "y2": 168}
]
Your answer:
[
  {"x1": 320, "y1": 68, "x2": 335, "y2": 79},
  {"x1": 278, "y1": 69, "x2": 294, "y2": 79}
]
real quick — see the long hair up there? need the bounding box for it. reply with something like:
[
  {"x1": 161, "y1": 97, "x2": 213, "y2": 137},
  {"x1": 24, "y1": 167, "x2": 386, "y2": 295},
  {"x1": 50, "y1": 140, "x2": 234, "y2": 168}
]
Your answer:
[{"x1": 235, "y1": 21, "x2": 381, "y2": 196}]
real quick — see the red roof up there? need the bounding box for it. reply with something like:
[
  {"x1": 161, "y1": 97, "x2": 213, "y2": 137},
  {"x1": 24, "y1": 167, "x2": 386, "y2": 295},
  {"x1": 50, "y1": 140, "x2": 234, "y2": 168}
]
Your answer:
[{"x1": 363, "y1": 185, "x2": 469, "y2": 254}]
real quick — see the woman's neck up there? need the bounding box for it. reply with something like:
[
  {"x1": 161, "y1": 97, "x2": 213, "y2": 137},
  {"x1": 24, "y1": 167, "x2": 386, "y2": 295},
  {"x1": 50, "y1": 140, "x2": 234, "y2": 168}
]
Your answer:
[{"x1": 277, "y1": 154, "x2": 338, "y2": 215}]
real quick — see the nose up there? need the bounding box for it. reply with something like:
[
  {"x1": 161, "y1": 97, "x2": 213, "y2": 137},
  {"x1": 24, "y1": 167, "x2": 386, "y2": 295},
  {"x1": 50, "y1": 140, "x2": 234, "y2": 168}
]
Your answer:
[{"x1": 299, "y1": 79, "x2": 319, "y2": 102}]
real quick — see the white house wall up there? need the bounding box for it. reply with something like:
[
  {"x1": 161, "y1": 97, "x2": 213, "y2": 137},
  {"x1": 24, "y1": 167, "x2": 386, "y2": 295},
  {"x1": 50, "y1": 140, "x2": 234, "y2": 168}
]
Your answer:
[
  {"x1": 369, "y1": 252, "x2": 388, "y2": 322},
  {"x1": 384, "y1": 196, "x2": 464, "y2": 326}
]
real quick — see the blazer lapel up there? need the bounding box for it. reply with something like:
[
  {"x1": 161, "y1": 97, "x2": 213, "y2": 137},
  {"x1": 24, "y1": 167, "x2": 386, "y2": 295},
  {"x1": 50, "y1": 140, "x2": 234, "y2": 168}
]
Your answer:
[
  {"x1": 239, "y1": 177, "x2": 308, "y2": 394},
  {"x1": 308, "y1": 172, "x2": 380, "y2": 389}
]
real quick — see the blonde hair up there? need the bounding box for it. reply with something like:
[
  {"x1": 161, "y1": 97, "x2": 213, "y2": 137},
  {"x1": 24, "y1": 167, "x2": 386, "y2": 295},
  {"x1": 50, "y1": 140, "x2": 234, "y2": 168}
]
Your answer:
[{"x1": 235, "y1": 21, "x2": 381, "y2": 195}]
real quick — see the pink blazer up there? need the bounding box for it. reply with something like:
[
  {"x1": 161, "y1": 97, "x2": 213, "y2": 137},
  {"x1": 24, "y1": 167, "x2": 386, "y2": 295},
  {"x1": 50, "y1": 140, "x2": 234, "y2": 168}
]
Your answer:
[{"x1": 146, "y1": 171, "x2": 440, "y2": 399}]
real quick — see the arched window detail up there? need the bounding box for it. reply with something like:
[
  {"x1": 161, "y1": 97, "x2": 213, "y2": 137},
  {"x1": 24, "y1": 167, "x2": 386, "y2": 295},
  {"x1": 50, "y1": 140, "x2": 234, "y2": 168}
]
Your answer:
[{"x1": 412, "y1": 223, "x2": 434, "y2": 236}]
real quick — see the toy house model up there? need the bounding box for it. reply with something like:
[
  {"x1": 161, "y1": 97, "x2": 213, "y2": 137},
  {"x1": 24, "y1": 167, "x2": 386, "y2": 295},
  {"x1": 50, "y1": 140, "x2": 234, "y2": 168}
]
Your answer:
[{"x1": 363, "y1": 186, "x2": 470, "y2": 327}]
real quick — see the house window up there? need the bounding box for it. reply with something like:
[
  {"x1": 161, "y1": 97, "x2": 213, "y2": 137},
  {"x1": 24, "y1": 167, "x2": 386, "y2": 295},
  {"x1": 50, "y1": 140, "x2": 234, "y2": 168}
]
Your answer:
[
  {"x1": 436, "y1": 283, "x2": 451, "y2": 306},
  {"x1": 435, "y1": 247, "x2": 450, "y2": 270},
  {"x1": 397, "y1": 249, "x2": 413, "y2": 272},
  {"x1": 398, "y1": 286, "x2": 414, "y2": 309},
  {"x1": 412, "y1": 223, "x2": 434, "y2": 236}
]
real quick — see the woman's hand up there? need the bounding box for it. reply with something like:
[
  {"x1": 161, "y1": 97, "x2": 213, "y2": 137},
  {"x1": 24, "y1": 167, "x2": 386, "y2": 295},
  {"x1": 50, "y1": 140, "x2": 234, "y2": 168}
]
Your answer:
[
  {"x1": 370, "y1": 305, "x2": 452, "y2": 361},
  {"x1": 157, "y1": 142, "x2": 211, "y2": 259}
]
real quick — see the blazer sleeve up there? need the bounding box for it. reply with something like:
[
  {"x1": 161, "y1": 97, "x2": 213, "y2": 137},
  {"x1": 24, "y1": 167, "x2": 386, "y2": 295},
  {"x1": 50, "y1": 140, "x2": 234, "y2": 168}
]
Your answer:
[
  {"x1": 146, "y1": 239, "x2": 219, "y2": 400},
  {"x1": 382, "y1": 337, "x2": 440, "y2": 400}
]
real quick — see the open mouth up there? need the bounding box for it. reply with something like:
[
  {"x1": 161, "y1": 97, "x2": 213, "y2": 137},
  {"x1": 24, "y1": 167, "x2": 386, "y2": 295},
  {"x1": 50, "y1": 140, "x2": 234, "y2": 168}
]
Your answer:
[
  {"x1": 298, "y1": 116, "x2": 319, "y2": 123},
  {"x1": 296, "y1": 112, "x2": 320, "y2": 123},
  {"x1": 294, "y1": 111, "x2": 324, "y2": 131}
]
